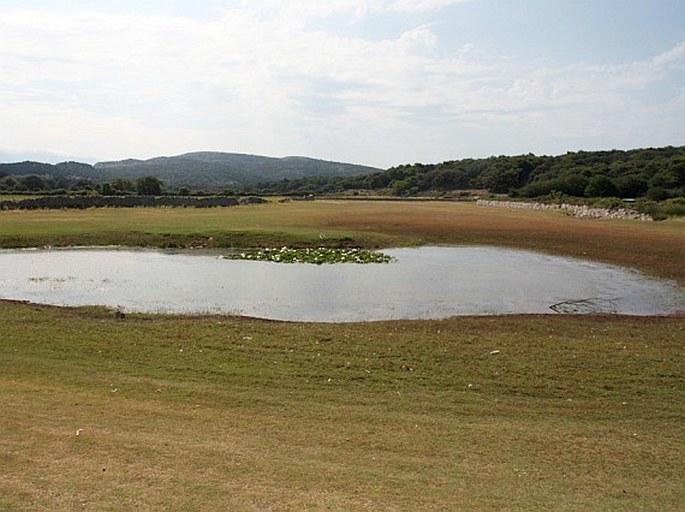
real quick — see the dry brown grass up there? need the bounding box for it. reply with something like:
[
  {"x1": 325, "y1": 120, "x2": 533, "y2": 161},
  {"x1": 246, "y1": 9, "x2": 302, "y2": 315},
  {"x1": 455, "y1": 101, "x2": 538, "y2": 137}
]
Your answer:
[
  {"x1": 0, "y1": 303, "x2": 683, "y2": 511},
  {"x1": 317, "y1": 201, "x2": 685, "y2": 284}
]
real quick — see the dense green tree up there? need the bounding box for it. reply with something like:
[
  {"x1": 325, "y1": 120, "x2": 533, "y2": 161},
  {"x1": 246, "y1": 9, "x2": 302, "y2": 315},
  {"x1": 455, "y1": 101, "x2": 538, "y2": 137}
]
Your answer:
[
  {"x1": 584, "y1": 175, "x2": 618, "y2": 198},
  {"x1": 99, "y1": 183, "x2": 114, "y2": 196},
  {"x1": 136, "y1": 176, "x2": 163, "y2": 196},
  {"x1": 0, "y1": 176, "x2": 18, "y2": 190},
  {"x1": 516, "y1": 174, "x2": 588, "y2": 198},
  {"x1": 668, "y1": 156, "x2": 685, "y2": 184},
  {"x1": 649, "y1": 170, "x2": 679, "y2": 189},
  {"x1": 430, "y1": 169, "x2": 457, "y2": 190},
  {"x1": 73, "y1": 178, "x2": 94, "y2": 190},
  {"x1": 479, "y1": 162, "x2": 520, "y2": 193},
  {"x1": 614, "y1": 174, "x2": 648, "y2": 198},
  {"x1": 20, "y1": 175, "x2": 49, "y2": 191},
  {"x1": 110, "y1": 178, "x2": 136, "y2": 194},
  {"x1": 645, "y1": 186, "x2": 673, "y2": 201}
]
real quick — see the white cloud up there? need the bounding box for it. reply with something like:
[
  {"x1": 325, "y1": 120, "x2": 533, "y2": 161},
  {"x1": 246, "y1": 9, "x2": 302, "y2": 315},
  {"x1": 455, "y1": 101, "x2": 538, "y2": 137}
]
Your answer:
[
  {"x1": 388, "y1": 0, "x2": 469, "y2": 12},
  {"x1": 0, "y1": 3, "x2": 682, "y2": 167},
  {"x1": 236, "y1": 0, "x2": 470, "y2": 20}
]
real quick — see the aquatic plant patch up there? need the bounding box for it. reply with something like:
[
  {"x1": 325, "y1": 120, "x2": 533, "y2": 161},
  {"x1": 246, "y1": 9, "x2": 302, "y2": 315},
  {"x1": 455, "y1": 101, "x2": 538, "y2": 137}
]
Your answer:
[{"x1": 224, "y1": 246, "x2": 395, "y2": 264}]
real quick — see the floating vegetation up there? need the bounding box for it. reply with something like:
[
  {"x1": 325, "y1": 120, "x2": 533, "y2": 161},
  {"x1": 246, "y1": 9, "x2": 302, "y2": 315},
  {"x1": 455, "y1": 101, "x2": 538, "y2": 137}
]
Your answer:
[{"x1": 223, "y1": 247, "x2": 395, "y2": 265}]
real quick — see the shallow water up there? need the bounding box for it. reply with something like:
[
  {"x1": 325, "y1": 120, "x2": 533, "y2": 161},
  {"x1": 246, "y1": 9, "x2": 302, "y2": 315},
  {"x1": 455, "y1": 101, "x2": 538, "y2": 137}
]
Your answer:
[{"x1": 0, "y1": 246, "x2": 682, "y2": 321}]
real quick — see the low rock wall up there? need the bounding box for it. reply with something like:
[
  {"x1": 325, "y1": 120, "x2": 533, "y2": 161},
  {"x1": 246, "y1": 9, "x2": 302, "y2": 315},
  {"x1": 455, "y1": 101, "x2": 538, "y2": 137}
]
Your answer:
[
  {"x1": 0, "y1": 195, "x2": 253, "y2": 210},
  {"x1": 476, "y1": 200, "x2": 652, "y2": 221}
]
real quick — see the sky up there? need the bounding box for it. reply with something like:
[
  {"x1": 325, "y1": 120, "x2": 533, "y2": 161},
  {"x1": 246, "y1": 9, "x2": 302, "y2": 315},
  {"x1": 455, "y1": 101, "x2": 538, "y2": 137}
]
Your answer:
[{"x1": 0, "y1": 0, "x2": 683, "y2": 168}]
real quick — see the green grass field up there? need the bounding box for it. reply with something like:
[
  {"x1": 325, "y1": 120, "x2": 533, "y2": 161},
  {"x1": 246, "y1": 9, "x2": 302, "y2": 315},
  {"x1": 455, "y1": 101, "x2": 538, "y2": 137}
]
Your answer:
[{"x1": 0, "y1": 200, "x2": 683, "y2": 510}]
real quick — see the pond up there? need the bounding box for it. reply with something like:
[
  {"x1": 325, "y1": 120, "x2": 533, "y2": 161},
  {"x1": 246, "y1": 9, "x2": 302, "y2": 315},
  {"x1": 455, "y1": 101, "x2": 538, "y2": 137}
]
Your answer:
[{"x1": 0, "y1": 246, "x2": 682, "y2": 322}]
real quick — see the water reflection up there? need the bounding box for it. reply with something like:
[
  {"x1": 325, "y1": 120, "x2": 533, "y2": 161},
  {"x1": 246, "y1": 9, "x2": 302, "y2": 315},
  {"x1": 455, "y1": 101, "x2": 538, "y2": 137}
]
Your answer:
[{"x1": 0, "y1": 246, "x2": 682, "y2": 321}]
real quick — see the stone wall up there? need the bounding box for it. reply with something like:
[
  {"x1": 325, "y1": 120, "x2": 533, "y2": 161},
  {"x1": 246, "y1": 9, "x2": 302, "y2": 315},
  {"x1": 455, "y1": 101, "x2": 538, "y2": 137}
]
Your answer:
[
  {"x1": 476, "y1": 200, "x2": 652, "y2": 221},
  {"x1": 0, "y1": 195, "x2": 250, "y2": 210}
]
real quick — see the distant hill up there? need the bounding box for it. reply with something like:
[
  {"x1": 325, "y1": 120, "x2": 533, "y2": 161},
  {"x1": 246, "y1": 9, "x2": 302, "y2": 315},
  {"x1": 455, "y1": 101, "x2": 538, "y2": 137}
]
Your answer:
[
  {"x1": 93, "y1": 152, "x2": 381, "y2": 189},
  {"x1": 0, "y1": 160, "x2": 96, "y2": 180},
  {"x1": 0, "y1": 152, "x2": 381, "y2": 190}
]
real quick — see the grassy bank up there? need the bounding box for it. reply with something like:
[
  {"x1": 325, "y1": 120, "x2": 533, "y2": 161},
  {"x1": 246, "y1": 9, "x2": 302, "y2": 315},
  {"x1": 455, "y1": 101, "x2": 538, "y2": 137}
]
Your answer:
[
  {"x1": 1, "y1": 301, "x2": 683, "y2": 511},
  {"x1": 0, "y1": 200, "x2": 683, "y2": 283}
]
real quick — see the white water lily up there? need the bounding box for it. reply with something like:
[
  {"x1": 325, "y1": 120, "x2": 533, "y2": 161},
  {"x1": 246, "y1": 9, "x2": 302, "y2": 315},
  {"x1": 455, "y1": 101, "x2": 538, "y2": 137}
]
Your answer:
[{"x1": 223, "y1": 247, "x2": 394, "y2": 264}]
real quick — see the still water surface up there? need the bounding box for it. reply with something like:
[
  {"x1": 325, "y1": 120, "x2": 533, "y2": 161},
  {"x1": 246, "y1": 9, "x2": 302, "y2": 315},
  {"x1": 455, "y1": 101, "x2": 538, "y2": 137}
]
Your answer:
[{"x1": 0, "y1": 246, "x2": 682, "y2": 321}]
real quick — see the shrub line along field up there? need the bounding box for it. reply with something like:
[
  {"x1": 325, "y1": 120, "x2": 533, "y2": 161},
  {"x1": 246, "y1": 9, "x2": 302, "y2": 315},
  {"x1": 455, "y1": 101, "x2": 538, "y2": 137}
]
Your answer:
[{"x1": 0, "y1": 200, "x2": 683, "y2": 511}]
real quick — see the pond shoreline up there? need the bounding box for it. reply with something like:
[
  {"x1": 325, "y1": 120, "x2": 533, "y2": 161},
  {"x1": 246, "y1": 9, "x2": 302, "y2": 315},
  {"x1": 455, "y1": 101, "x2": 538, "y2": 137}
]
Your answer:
[{"x1": 1, "y1": 246, "x2": 681, "y2": 321}]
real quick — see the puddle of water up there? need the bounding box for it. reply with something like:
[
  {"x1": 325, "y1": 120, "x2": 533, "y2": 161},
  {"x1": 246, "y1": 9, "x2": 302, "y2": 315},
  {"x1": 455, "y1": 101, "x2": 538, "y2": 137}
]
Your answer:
[{"x1": 0, "y1": 246, "x2": 682, "y2": 321}]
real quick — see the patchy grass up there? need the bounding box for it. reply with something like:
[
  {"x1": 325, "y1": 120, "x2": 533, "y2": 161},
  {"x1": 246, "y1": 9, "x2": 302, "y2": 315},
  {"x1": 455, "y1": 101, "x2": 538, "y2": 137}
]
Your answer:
[{"x1": 0, "y1": 301, "x2": 683, "y2": 511}]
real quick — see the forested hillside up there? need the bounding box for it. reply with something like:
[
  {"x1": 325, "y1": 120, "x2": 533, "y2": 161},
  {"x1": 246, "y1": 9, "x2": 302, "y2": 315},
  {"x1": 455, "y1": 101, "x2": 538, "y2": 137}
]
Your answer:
[
  {"x1": 94, "y1": 152, "x2": 380, "y2": 189},
  {"x1": 0, "y1": 152, "x2": 380, "y2": 192},
  {"x1": 253, "y1": 146, "x2": 685, "y2": 200}
]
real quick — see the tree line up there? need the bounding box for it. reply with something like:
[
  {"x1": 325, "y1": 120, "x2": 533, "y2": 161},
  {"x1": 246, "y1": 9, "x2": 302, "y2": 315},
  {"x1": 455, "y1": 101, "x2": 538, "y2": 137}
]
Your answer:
[
  {"x1": 0, "y1": 173, "x2": 166, "y2": 196},
  {"x1": 1, "y1": 146, "x2": 683, "y2": 202},
  {"x1": 250, "y1": 146, "x2": 685, "y2": 200}
]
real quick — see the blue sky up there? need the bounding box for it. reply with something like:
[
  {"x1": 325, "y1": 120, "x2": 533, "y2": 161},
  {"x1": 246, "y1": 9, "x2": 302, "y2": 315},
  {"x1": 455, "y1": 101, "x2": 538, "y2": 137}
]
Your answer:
[{"x1": 0, "y1": 0, "x2": 683, "y2": 167}]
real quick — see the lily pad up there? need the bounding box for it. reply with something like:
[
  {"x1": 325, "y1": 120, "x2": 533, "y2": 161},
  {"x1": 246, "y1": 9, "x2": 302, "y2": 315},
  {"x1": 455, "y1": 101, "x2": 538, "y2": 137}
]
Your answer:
[{"x1": 226, "y1": 247, "x2": 394, "y2": 264}]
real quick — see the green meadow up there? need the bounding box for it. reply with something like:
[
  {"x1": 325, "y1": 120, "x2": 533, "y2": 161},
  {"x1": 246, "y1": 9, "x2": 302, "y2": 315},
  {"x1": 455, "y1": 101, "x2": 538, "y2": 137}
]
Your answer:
[{"x1": 0, "y1": 200, "x2": 683, "y2": 510}]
